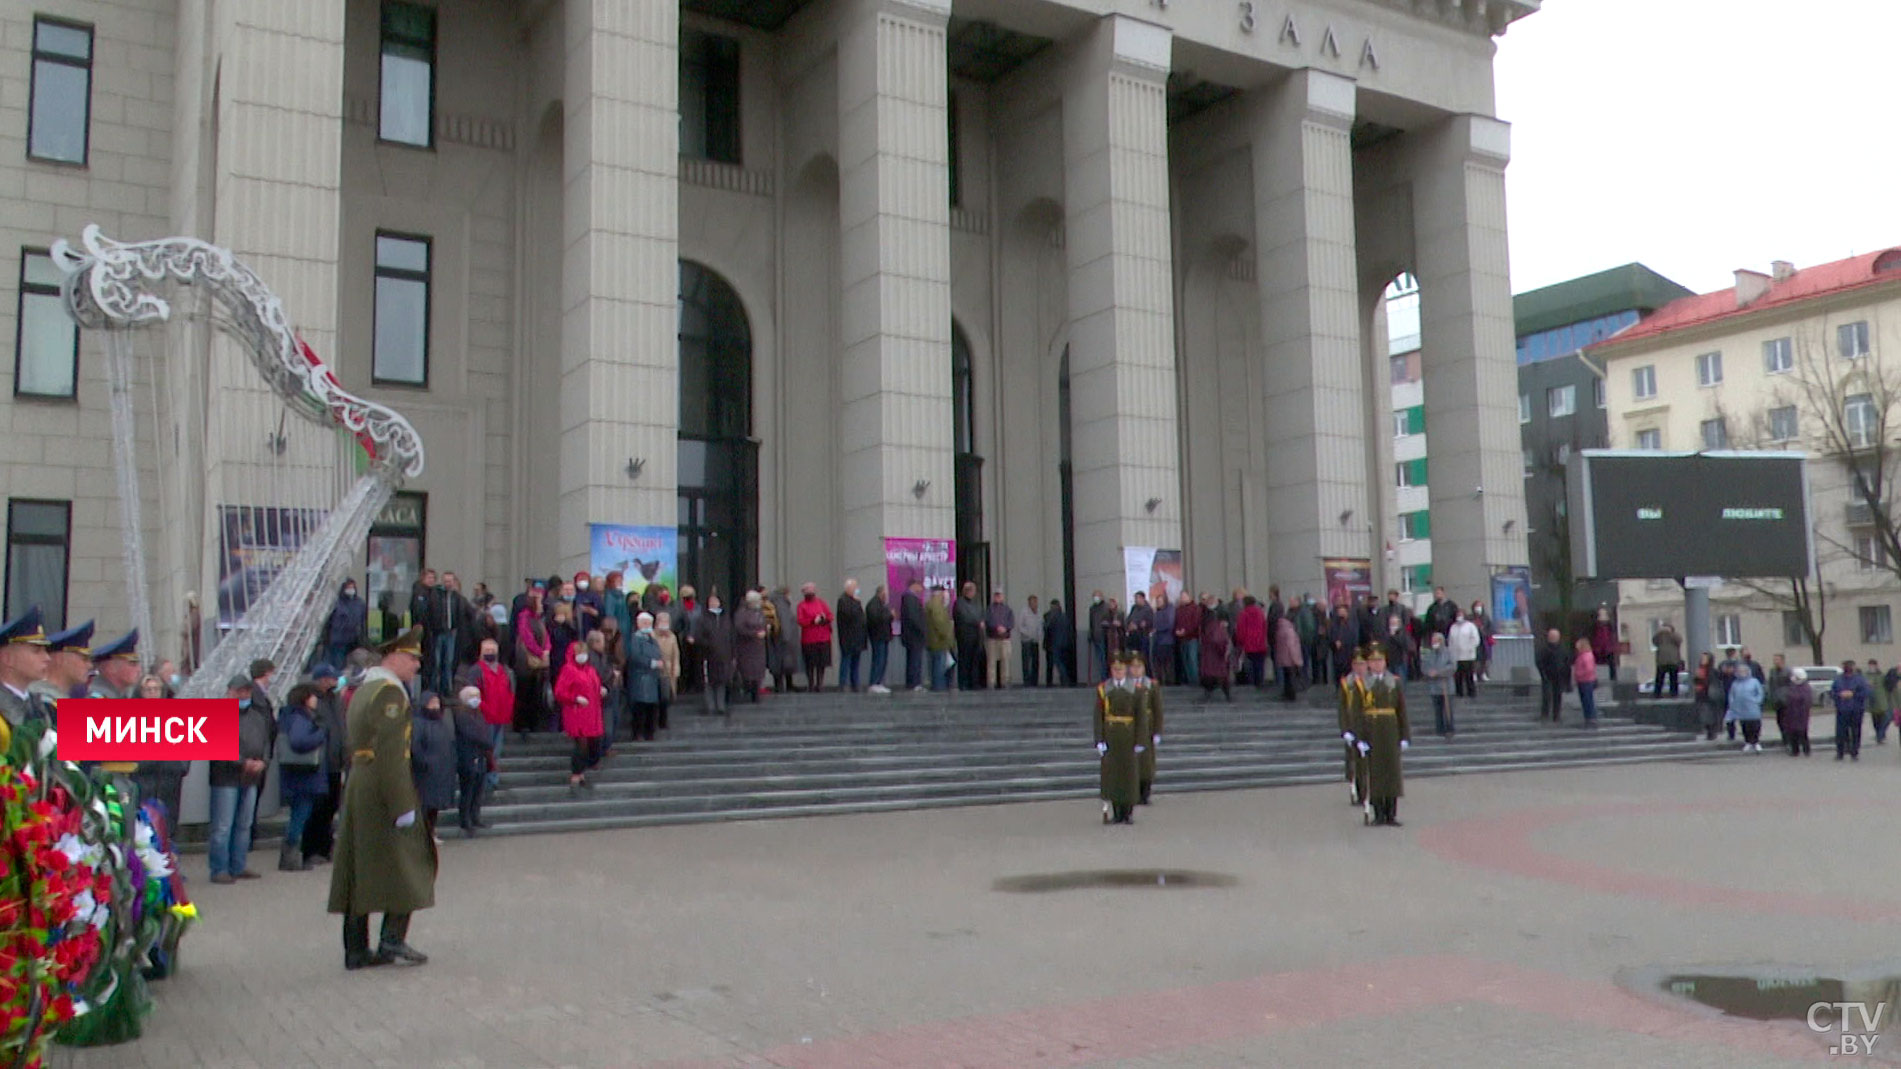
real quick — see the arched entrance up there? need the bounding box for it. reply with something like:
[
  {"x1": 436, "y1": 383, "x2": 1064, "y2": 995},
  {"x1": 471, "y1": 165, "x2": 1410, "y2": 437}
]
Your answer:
[
  {"x1": 952, "y1": 322, "x2": 987, "y2": 595},
  {"x1": 678, "y1": 260, "x2": 757, "y2": 603}
]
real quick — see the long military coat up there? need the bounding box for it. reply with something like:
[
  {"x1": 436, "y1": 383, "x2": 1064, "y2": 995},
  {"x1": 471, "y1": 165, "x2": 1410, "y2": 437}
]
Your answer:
[
  {"x1": 328, "y1": 669, "x2": 437, "y2": 915},
  {"x1": 1094, "y1": 682, "x2": 1148, "y2": 809},
  {"x1": 1359, "y1": 672, "x2": 1411, "y2": 802},
  {"x1": 1138, "y1": 681, "x2": 1163, "y2": 784},
  {"x1": 1339, "y1": 675, "x2": 1367, "y2": 792}
]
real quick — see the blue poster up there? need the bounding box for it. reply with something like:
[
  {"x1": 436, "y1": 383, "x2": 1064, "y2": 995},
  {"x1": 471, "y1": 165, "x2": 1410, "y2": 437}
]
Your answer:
[
  {"x1": 1490, "y1": 565, "x2": 1532, "y2": 637},
  {"x1": 590, "y1": 524, "x2": 678, "y2": 598}
]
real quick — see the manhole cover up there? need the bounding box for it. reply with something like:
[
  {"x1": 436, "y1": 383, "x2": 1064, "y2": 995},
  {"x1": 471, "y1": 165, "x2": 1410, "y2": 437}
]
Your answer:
[{"x1": 992, "y1": 870, "x2": 1238, "y2": 893}]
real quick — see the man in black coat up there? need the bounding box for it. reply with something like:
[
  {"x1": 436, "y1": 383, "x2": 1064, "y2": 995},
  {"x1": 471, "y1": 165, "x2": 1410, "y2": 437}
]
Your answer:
[
  {"x1": 835, "y1": 579, "x2": 869, "y2": 693},
  {"x1": 953, "y1": 582, "x2": 986, "y2": 690},
  {"x1": 1043, "y1": 600, "x2": 1073, "y2": 686},
  {"x1": 900, "y1": 580, "x2": 927, "y2": 691},
  {"x1": 1536, "y1": 628, "x2": 1573, "y2": 722}
]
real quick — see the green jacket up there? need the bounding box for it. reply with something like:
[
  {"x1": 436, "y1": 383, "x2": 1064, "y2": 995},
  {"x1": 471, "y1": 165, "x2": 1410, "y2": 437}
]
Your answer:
[
  {"x1": 925, "y1": 599, "x2": 954, "y2": 652},
  {"x1": 1870, "y1": 673, "x2": 1894, "y2": 715}
]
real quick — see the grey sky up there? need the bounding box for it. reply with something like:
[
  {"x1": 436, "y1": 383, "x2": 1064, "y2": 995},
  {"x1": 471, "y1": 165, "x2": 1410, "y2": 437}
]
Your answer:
[{"x1": 1494, "y1": 0, "x2": 1899, "y2": 296}]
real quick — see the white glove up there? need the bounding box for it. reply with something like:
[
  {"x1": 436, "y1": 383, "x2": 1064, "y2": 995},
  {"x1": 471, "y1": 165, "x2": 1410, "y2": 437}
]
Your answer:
[
  {"x1": 652, "y1": 660, "x2": 663, "y2": 669},
  {"x1": 1400, "y1": 740, "x2": 1410, "y2": 751},
  {"x1": 1134, "y1": 745, "x2": 1147, "y2": 753},
  {"x1": 577, "y1": 696, "x2": 589, "y2": 705},
  {"x1": 395, "y1": 810, "x2": 416, "y2": 829},
  {"x1": 1357, "y1": 742, "x2": 1370, "y2": 755},
  {"x1": 1152, "y1": 735, "x2": 1161, "y2": 746},
  {"x1": 1097, "y1": 742, "x2": 1108, "y2": 755},
  {"x1": 1342, "y1": 732, "x2": 1355, "y2": 743}
]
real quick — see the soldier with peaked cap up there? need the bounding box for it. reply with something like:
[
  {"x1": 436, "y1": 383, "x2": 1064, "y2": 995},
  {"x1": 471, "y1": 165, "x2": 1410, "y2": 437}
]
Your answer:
[
  {"x1": 39, "y1": 619, "x2": 95, "y2": 701},
  {"x1": 1093, "y1": 652, "x2": 1148, "y2": 825},
  {"x1": 1339, "y1": 647, "x2": 1370, "y2": 805},
  {"x1": 87, "y1": 629, "x2": 143, "y2": 698},
  {"x1": 0, "y1": 607, "x2": 53, "y2": 742},
  {"x1": 1128, "y1": 650, "x2": 1163, "y2": 805},
  {"x1": 328, "y1": 625, "x2": 437, "y2": 969},
  {"x1": 1359, "y1": 645, "x2": 1411, "y2": 827}
]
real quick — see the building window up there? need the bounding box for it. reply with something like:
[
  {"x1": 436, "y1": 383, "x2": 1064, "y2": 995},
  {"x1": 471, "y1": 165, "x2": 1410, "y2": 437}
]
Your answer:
[
  {"x1": 1695, "y1": 351, "x2": 1723, "y2": 387},
  {"x1": 1390, "y1": 352, "x2": 1420, "y2": 385},
  {"x1": 1845, "y1": 392, "x2": 1879, "y2": 449},
  {"x1": 15, "y1": 250, "x2": 78, "y2": 399},
  {"x1": 1763, "y1": 336, "x2": 1793, "y2": 374},
  {"x1": 5, "y1": 499, "x2": 70, "y2": 628},
  {"x1": 1635, "y1": 428, "x2": 1662, "y2": 451},
  {"x1": 379, "y1": 2, "x2": 436, "y2": 147},
  {"x1": 1394, "y1": 410, "x2": 1409, "y2": 438},
  {"x1": 1766, "y1": 405, "x2": 1799, "y2": 442},
  {"x1": 1548, "y1": 384, "x2": 1576, "y2": 418},
  {"x1": 1522, "y1": 447, "x2": 1535, "y2": 476},
  {"x1": 1594, "y1": 377, "x2": 1606, "y2": 409},
  {"x1": 372, "y1": 233, "x2": 431, "y2": 386},
  {"x1": 27, "y1": 17, "x2": 92, "y2": 165},
  {"x1": 1518, "y1": 393, "x2": 1530, "y2": 424},
  {"x1": 1632, "y1": 365, "x2": 1657, "y2": 400},
  {"x1": 1715, "y1": 613, "x2": 1742, "y2": 648},
  {"x1": 1839, "y1": 321, "x2": 1871, "y2": 360},
  {"x1": 947, "y1": 90, "x2": 960, "y2": 208},
  {"x1": 1856, "y1": 531, "x2": 1886, "y2": 572},
  {"x1": 1700, "y1": 417, "x2": 1728, "y2": 450},
  {"x1": 1862, "y1": 605, "x2": 1894, "y2": 645},
  {"x1": 680, "y1": 30, "x2": 741, "y2": 164},
  {"x1": 1396, "y1": 458, "x2": 1426, "y2": 489},
  {"x1": 1398, "y1": 511, "x2": 1430, "y2": 542},
  {"x1": 1782, "y1": 610, "x2": 1806, "y2": 648}
]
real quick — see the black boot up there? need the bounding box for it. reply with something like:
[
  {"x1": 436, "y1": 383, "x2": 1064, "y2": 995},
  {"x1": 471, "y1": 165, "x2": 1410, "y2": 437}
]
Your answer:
[
  {"x1": 1139, "y1": 781, "x2": 1152, "y2": 805},
  {"x1": 343, "y1": 916, "x2": 382, "y2": 970},
  {"x1": 278, "y1": 841, "x2": 306, "y2": 872},
  {"x1": 378, "y1": 913, "x2": 428, "y2": 966}
]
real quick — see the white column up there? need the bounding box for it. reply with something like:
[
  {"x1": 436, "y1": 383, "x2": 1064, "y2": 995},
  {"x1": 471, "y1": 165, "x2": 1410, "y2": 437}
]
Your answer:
[
  {"x1": 1252, "y1": 69, "x2": 1367, "y2": 597},
  {"x1": 1413, "y1": 115, "x2": 1528, "y2": 598},
  {"x1": 1063, "y1": 15, "x2": 1182, "y2": 602},
  {"x1": 559, "y1": 0, "x2": 680, "y2": 571},
  {"x1": 836, "y1": 0, "x2": 956, "y2": 586}
]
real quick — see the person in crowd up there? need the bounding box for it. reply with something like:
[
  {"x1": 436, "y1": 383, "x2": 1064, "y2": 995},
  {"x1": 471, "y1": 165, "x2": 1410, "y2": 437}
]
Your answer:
[
  {"x1": 1327, "y1": 603, "x2": 1359, "y2": 684},
  {"x1": 1572, "y1": 637, "x2": 1599, "y2": 726},
  {"x1": 1088, "y1": 591, "x2": 1110, "y2": 683},
  {"x1": 329, "y1": 627, "x2": 436, "y2": 970},
  {"x1": 1715, "y1": 647, "x2": 1741, "y2": 741},
  {"x1": 1264, "y1": 586, "x2": 1285, "y2": 652},
  {"x1": 1354, "y1": 594, "x2": 1381, "y2": 654},
  {"x1": 1044, "y1": 598, "x2": 1073, "y2": 687},
  {"x1": 409, "y1": 690, "x2": 456, "y2": 839},
  {"x1": 1588, "y1": 605, "x2": 1618, "y2": 680},
  {"x1": 1779, "y1": 668, "x2": 1813, "y2": 757},
  {"x1": 1174, "y1": 592, "x2": 1202, "y2": 691},
  {"x1": 409, "y1": 569, "x2": 436, "y2": 643},
  {"x1": 512, "y1": 591, "x2": 549, "y2": 738},
  {"x1": 556, "y1": 642, "x2": 606, "y2": 791},
  {"x1": 1150, "y1": 592, "x2": 1175, "y2": 688},
  {"x1": 1297, "y1": 594, "x2": 1325, "y2": 686},
  {"x1": 1866, "y1": 658, "x2": 1893, "y2": 744},
  {"x1": 1537, "y1": 628, "x2": 1572, "y2": 723},
  {"x1": 1273, "y1": 610, "x2": 1304, "y2": 703},
  {"x1": 572, "y1": 571, "x2": 603, "y2": 637},
  {"x1": 1423, "y1": 586, "x2": 1456, "y2": 637},
  {"x1": 642, "y1": 581, "x2": 672, "y2": 619},
  {"x1": 1740, "y1": 647, "x2": 1766, "y2": 684},
  {"x1": 590, "y1": 625, "x2": 624, "y2": 749},
  {"x1": 1236, "y1": 595, "x2": 1269, "y2": 688},
  {"x1": 796, "y1": 582, "x2": 834, "y2": 693},
  {"x1": 900, "y1": 580, "x2": 927, "y2": 692},
  {"x1": 1125, "y1": 592, "x2": 1154, "y2": 667},
  {"x1": 926, "y1": 586, "x2": 955, "y2": 691},
  {"x1": 654, "y1": 611, "x2": 681, "y2": 730},
  {"x1": 985, "y1": 588, "x2": 1015, "y2": 688},
  {"x1": 1420, "y1": 631, "x2": 1454, "y2": 737},
  {"x1": 698, "y1": 593, "x2": 736, "y2": 715},
  {"x1": 1358, "y1": 646, "x2": 1411, "y2": 827},
  {"x1": 1383, "y1": 615, "x2": 1416, "y2": 684},
  {"x1": 954, "y1": 581, "x2": 986, "y2": 689},
  {"x1": 471, "y1": 638, "x2": 514, "y2": 794},
  {"x1": 1016, "y1": 594, "x2": 1043, "y2": 689},
  {"x1": 546, "y1": 603, "x2": 580, "y2": 724},
  {"x1": 452, "y1": 685, "x2": 494, "y2": 836},
  {"x1": 1692, "y1": 651, "x2": 1718, "y2": 739},
  {"x1": 1100, "y1": 597, "x2": 1126, "y2": 678},
  {"x1": 733, "y1": 591, "x2": 768, "y2": 704},
  {"x1": 275, "y1": 682, "x2": 329, "y2": 871},
  {"x1": 1651, "y1": 623, "x2": 1683, "y2": 699},
  {"x1": 325, "y1": 578, "x2": 369, "y2": 669},
  {"x1": 1833, "y1": 660, "x2": 1872, "y2": 761},
  {"x1": 208, "y1": 674, "x2": 273, "y2": 884},
  {"x1": 1726, "y1": 663, "x2": 1765, "y2": 752},
  {"x1": 1448, "y1": 609, "x2": 1481, "y2": 698},
  {"x1": 768, "y1": 586, "x2": 799, "y2": 694},
  {"x1": 1765, "y1": 653, "x2": 1790, "y2": 731},
  {"x1": 137, "y1": 673, "x2": 164, "y2": 699},
  {"x1": 866, "y1": 584, "x2": 894, "y2": 694},
  {"x1": 1198, "y1": 603, "x2": 1233, "y2": 703},
  {"x1": 603, "y1": 571, "x2": 633, "y2": 653},
  {"x1": 426, "y1": 572, "x2": 473, "y2": 697},
  {"x1": 835, "y1": 579, "x2": 868, "y2": 693},
  {"x1": 675, "y1": 585, "x2": 705, "y2": 695},
  {"x1": 299, "y1": 665, "x2": 348, "y2": 865},
  {"x1": 627, "y1": 614, "x2": 664, "y2": 740},
  {"x1": 1469, "y1": 601, "x2": 1494, "y2": 682}
]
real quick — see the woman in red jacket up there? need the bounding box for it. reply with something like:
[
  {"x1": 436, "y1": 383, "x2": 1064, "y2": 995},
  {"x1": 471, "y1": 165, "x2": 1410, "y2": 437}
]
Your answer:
[
  {"x1": 1235, "y1": 596, "x2": 1269, "y2": 688},
  {"x1": 554, "y1": 644, "x2": 605, "y2": 792},
  {"x1": 794, "y1": 582, "x2": 833, "y2": 693}
]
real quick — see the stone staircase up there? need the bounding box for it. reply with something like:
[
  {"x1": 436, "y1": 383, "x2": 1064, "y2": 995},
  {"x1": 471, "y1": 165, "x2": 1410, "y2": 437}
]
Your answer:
[{"x1": 470, "y1": 683, "x2": 1730, "y2": 837}]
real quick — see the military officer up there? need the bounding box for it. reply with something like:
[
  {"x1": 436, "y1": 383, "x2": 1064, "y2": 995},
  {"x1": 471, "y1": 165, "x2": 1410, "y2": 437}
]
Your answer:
[
  {"x1": 88, "y1": 630, "x2": 143, "y2": 698},
  {"x1": 1338, "y1": 647, "x2": 1370, "y2": 805},
  {"x1": 1359, "y1": 646, "x2": 1411, "y2": 827},
  {"x1": 39, "y1": 619, "x2": 95, "y2": 701},
  {"x1": 328, "y1": 626, "x2": 438, "y2": 970},
  {"x1": 1093, "y1": 653, "x2": 1148, "y2": 825},
  {"x1": 1129, "y1": 651, "x2": 1163, "y2": 805},
  {"x1": 0, "y1": 607, "x2": 54, "y2": 742}
]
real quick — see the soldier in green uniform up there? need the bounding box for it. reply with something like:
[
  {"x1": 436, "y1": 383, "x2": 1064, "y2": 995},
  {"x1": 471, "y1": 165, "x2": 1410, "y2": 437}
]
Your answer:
[
  {"x1": 1359, "y1": 646, "x2": 1411, "y2": 827},
  {"x1": 0, "y1": 607, "x2": 53, "y2": 747},
  {"x1": 1339, "y1": 648, "x2": 1369, "y2": 804},
  {"x1": 1130, "y1": 651, "x2": 1162, "y2": 805},
  {"x1": 328, "y1": 626, "x2": 438, "y2": 969},
  {"x1": 1094, "y1": 653, "x2": 1147, "y2": 824}
]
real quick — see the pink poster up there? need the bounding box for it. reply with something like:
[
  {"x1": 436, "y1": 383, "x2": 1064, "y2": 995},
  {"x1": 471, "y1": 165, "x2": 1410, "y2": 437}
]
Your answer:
[{"x1": 884, "y1": 537, "x2": 957, "y2": 618}]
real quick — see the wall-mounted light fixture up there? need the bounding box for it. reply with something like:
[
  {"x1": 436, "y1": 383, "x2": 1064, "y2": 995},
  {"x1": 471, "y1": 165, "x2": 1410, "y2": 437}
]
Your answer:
[
  {"x1": 625, "y1": 457, "x2": 646, "y2": 480},
  {"x1": 1502, "y1": 518, "x2": 1516, "y2": 535},
  {"x1": 1339, "y1": 508, "x2": 1355, "y2": 527},
  {"x1": 912, "y1": 479, "x2": 930, "y2": 499},
  {"x1": 1144, "y1": 497, "x2": 1163, "y2": 514}
]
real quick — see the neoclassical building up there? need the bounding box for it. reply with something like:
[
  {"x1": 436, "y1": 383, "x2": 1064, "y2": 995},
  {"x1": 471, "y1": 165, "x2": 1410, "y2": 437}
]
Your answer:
[{"x1": 0, "y1": 0, "x2": 1535, "y2": 656}]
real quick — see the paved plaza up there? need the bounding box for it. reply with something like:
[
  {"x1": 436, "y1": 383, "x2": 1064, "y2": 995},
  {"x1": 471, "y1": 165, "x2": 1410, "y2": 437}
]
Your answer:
[{"x1": 51, "y1": 749, "x2": 1901, "y2": 1068}]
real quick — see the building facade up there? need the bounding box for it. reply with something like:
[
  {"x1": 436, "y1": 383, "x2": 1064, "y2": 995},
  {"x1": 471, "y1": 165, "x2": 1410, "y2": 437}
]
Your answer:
[
  {"x1": 1, "y1": 0, "x2": 1536, "y2": 660},
  {"x1": 1593, "y1": 249, "x2": 1901, "y2": 679}
]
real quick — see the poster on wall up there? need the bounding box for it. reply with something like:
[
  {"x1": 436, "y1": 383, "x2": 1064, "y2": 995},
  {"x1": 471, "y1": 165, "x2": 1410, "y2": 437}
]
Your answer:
[
  {"x1": 365, "y1": 492, "x2": 426, "y2": 643},
  {"x1": 1322, "y1": 557, "x2": 1374, "y2": 609},
  {"x1": 1490, "y1": 566, "x2": 1533, "y2": 637},
  {"x1": 884, "y1": 537, "x2": 956, "y2": 635},
  {"x1": 1122, "y1": 547, "x2": 1184, "y2": 610},
  {"x1": 216, "y1": 505, "x2": 327, "y2": 627},
  {"x1": 590, "y1": 524, "x2": 678, "y2": 599}
]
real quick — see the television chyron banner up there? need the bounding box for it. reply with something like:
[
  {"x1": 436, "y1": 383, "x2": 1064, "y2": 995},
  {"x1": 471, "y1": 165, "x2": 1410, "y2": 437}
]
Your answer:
[
  {"x1": 1567, "y1": 451, "x2": 1813, "y2": 580},
  {"x1": 56, "y1": 700, "x2": 241, "y2": 763}
]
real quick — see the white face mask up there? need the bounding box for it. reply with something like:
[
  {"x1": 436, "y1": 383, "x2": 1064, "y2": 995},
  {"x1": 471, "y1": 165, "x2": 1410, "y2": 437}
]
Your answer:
[
  {"x1": 577, "y1": 581, "x2": 591, "y2": 591},
  {"x1": 575, "y1": 654, "x2": 589, "y2": 665},
  {"x1": 465, "y1": 697, "x2": 481, "y2": 709}
]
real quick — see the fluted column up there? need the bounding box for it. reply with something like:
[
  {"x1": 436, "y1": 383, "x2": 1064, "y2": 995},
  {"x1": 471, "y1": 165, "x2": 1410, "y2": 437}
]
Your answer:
[
  {"x1": 835, "y1": 0, "x2": 956, "y2": 586},
  {"x1": 1252, "y1": 69, "x2": 1368, "y2": 597},
  {"x1": 1062, "y1": 15, "x2": 1182, "y2": 603},
  {"x1": 1413, "y1": 114, "x2": 1528, "y2": 598},
  {"x1": 559, "y1": 0, "x2": 680, "y2": 571}
]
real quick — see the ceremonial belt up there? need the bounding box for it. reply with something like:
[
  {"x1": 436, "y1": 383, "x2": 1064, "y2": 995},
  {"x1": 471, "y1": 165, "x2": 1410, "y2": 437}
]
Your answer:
[
  {"x1": 352, "y1": 748, "x2": 377, "y2": 766},
  {"x1": 1105, "y1": 714, "x2": 1135, "y2": 725},
  {"x1": 1363, "y1": 707, "x2": 1398, "y2": 717}
]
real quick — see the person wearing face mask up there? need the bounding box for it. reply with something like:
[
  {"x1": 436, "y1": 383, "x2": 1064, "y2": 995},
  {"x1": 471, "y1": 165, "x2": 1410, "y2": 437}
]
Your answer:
[
  {"x1": 473, "y1": 638, "x2": 515, "y2": 792},
  {"x1": 796, "y1": 582, "x2": 833, "y2": 693},
  {"x1": 325, "y1": 578, "x2": 369, "y2": 671},
  {"x1": 573, "y1": 572, "x2": 604, "y2": 636},
  {"x1": 555, "y1": 643, "x2": 606, "y2": 791},
  {"x1": 627, "y1": 613, "x2": 664, "y2": 741},
  {"x1": 208, "y1": 674, "x2": 274, "y2": 883},
  {"x1": 410, "y1": 691, "x2": 456, "y2": 840},
  {"x1": 298, "y1": 665, "x2": 348, "y2": 866},
  {"x1": 451, "y1": 686, "x2": 495, "y2": 836}
]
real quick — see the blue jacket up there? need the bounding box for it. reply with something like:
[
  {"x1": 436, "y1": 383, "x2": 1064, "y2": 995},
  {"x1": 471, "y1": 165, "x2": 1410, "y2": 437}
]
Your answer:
[
  {"x1": 409, "y1": 708, "x2": 458, "y2": 810},
  {"x1": 626, "y1": 632, "x2": 663, "y2": 705},
  {"x1": 1724, "y1": 675, "x2": 1763, "y2": 722},
  {"x1": 1833, "y1": 673, "x2": 1873, "y2": 717},
  {"x1": 277, "y1": 705, "x2": 330, "y2": 804}
]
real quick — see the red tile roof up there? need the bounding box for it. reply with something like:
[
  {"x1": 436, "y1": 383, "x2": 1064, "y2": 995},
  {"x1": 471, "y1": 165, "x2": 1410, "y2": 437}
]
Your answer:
[{"x1": 1592, "y1": 247, "x2": 1901, "y2": 353}]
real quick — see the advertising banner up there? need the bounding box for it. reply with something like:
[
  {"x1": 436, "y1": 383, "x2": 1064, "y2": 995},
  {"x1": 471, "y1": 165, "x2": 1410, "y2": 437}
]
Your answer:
[
  {"x1": 589, "y1": 524, "x2": 678, "y2": 599},
  {"x1": 1322, "y1": 557, "x2": 1374, "y2": 609},
  {"x1": 216, "y1": 505, "x2": 326, "y2": 627},
  {"x1": 1490, "y1": 566, "x2": 1533, "y2": 637},
  {"x1": 1122, "y1": 547, "x2": 1184, "y2": 609},
  {"x1": 884, "y1": 537, "x2": 956, "y2": 604}
]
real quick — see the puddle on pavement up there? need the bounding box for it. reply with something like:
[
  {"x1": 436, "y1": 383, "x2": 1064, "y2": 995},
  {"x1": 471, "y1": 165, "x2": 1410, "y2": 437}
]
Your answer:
[
  {"x1": 992, "y1": 869, "x2": 1238, "y2": 893},
  {"x1": 1656, "y1": 969, "x2": 1901, "y2": 1054}
]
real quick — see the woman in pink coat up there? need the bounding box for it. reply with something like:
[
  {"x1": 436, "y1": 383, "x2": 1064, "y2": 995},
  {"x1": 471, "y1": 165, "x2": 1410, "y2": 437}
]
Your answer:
[
  {"x1": 1272, "y1": 615, "x2": 1305, "y2": 702},
  {"x1": 554, "y1": 644, "x2": 605, "y2": 791},
  {"x1": 1234, "y1": 597, "x2": 1269, "y2": 688}
]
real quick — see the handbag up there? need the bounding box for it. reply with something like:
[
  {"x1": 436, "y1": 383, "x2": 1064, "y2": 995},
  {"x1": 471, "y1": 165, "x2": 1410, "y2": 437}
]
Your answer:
[{"x1": 276, "y1": 729, "x2": 321, "y2": 771}]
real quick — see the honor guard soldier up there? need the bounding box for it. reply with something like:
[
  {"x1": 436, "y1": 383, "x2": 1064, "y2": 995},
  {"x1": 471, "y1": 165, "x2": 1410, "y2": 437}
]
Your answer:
[
  {"x1": 1129, "y1": 651, "x2": 1163, "y2": 805},
  {"x1": 39, "y1": 619, "x2": 96, "y2": 702},
  {"x1": 1094, "y1": 653, "x2": 1148, "y2": 825},
  {"x1": 1359, "y1": 646, "x2": 1411, "y2": 827},
  {"x1": 88, "y1": 629, "x2": 142, "y2": 698},
  {"x1": 1339, "y1": 648, "x2": 1370, "y2": 805},
  {"x1": 0, "y1": 606, "x2": 55, "y2": 740}
]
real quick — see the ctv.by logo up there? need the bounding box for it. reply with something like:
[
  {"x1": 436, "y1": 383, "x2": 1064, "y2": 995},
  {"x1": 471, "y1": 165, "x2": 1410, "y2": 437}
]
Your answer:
[{"x1": 1808, "y1": 1001, "x2": 1888, "y2": 1056}]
